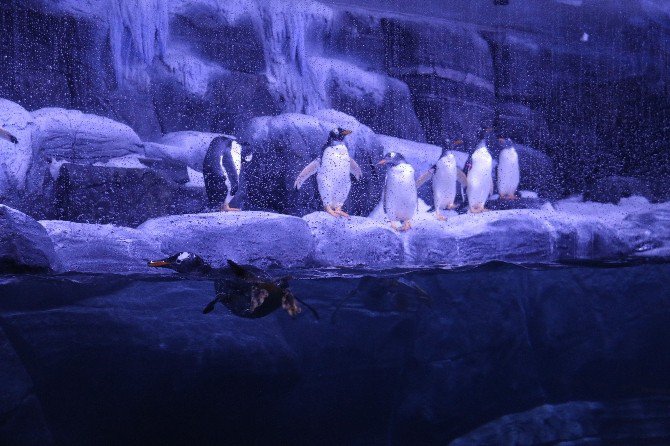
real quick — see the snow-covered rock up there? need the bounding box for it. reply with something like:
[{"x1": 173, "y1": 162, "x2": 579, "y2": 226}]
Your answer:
[
  {"x1": 0, "y1": 99, "x2": 37, "y2": 196},
  {"x1": 138, "y1": 211, "x2": 314, "y2": 268},
  {"x1": 155, "y1": 131, "x2": 227, "y2": 170},
  {"x1": 40, "y1": 221, "x2": 165, "y2": 275},
  {"x1": 32, "y1": 108, "x2": 143, "y2": 161},
  {"x1": 304, "y1": 212, "x2": 403, "y2": 267},
  {"x1": 0, "y1": 205, "x2": 58, "y2": 273}
]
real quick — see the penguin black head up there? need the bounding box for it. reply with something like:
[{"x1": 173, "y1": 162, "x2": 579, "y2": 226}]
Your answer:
[
  {"x1": 147, "y1": 252, "x2": 210, "y2": 274},
  {"x1": 328, "y1": 127, "x2": 353, "y2": 143},
  {"x1": 237, "y1": 140, "x2": 253, "y2": 164},
  {"x1": 377, "y1": 151, "x2": 407, "y2": 167},
  {"x1": 442, "y1": 138, "x2": 465, "y2": 157}
]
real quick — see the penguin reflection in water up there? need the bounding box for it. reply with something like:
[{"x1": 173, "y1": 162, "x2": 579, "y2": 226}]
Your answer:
[
  {"x1": 294, "y1": 127, "x2": 363, "y2": 218},
  {"x1": 416, "y1": 138, "x2": 467, "y2": 221},
  {"x1": 203, "y1": 136, "x2": 253, "y2": 212},
  {"x1": 147, "y1": 252, "x2": 319, "y2": 320},
  {"x1": 378, "y1": 152, "x2": 418, "y2": 232}
]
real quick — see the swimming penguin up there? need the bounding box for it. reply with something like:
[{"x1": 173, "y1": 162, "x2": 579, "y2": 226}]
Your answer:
[
  {"x1": 416, "y1": 139, "x2": 467, "y2": 221},
  {"x1": 147, "y1": 253, "x2": 319, "y2": 319},
  {"x1": 203, "y1": 136, "x2": 253, "y2": 212},
  {"x1": 378, "y1": 152, "x2": 417, "y2": 231},
  {"x1": 0, "y1": 128, "x2": 18, "y2": 144},
  {"x1": 466, "y1": 128, "x2": 494, "y2": 213},
  {"x1": 496, "y1": 137, "x2": 520, "y2": 200},
  {"x1": 294, "y1": 127, "x2": 362, "y2": 218}
]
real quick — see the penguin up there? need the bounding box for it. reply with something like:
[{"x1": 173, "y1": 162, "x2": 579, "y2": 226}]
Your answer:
[
  {"x1": 465, "y1": 128, "x2": 494, "y2": 213},
  {"x1": 496, "y1": 137, "x2": 520, "y2": 200},
  {"x1": 378, "y1": 152, "x2": 417, "y2": 231},
  {"x1": 416, "y1": 139, "x2": 467, "y2": 221},
  {"x1": 203, "y1": 136, "x2": 253, "y2": 212},
  {"x1": 0, "y1": 128, "x2": 18, "y2": 144},
  {"x1": 147, "y1": 253, "x2": 319, "y2": 320},
  {"x1": 294, "y1": 127, "x2": 362, "y2": 218}
]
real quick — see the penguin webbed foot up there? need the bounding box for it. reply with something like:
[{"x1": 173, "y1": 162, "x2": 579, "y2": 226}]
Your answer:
[
  {"x1": 282, "y1": 291, "x2": 301, "y2": 318},
  {"x1": 435, "y1": 211, "x2": 447, "y2": 221},
  {"x1": 221, "y1": 204, "x2": 241, "y2": 212},
  {"x1": 324, "y1": 205, "x2": 340, "y2": 218},
  {"x1": 400, "y1": 220, "x2": 412, "y2": 232},
  {"x1": 334, "y1": 206, "x2": 350, "y2": 219}
]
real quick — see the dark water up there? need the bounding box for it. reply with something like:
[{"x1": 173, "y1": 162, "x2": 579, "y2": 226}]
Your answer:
[{"x1": 1, "y1": 262, "x2": 670, "y2": 445}]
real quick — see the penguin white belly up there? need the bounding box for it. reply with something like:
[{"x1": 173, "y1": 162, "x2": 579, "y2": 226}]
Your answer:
[
  {"x1": 497, "y1": 148, "x2": 519, "y2": 197},
  {"x1": 317, "y1": 144, "x2": 352, "y2": 207},
  {"x1": 467, "y1": 147, "x2": 493, "y2": 209},
  {"x1": 385, "y1": 164, "x2": 417, "y2": 221},
  {"x1": 223, "y1": 142, "x2": 242, "y2": 205},
  {"x1": 432, "y1": 155, "x2": 457, "y2": 210}
]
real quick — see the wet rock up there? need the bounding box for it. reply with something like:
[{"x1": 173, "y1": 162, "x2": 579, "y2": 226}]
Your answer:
[
  {"x1": 155, "y1": 131, "x2": 227, "y2": 171},
  {"x1": 54, "y1": 163, "x2": 206, "y2": 227},
  {"x1": 138, "y1": 211, "x2": 314, "y2": 268},
  {"x1": 583, "y1": 175, "x2": 655, "y2": 204},
  {"x1": 33, "y1": 108, "x2": 143, "y2": 161},
  {"x1": 0, "y1": 326, "x2": 53, "y2": 445},
  {"x1": 0, "y1": 99, "x2": 38, "y2": 198},
  {"x1": 450, "y1": 398, "x2": 670, "y2": 446},
  {"x1": 40, "y1": 220, "x2": 165, "y2": 275},
  {"x1": 382, "y1": 18, "x2": 495, "y2": 147},
  {"x1": 0, "y1": 205, "x2": 58, "y2": 273},
  {"x1": 304, "y1": 212, "x2": 403, "y2": 267},
  {"x1": 242, "y1": 110, "x2": 385, "y2": 216},
  {"x1": 309, "y1": 57, "x2": 424, "y2": 141}
]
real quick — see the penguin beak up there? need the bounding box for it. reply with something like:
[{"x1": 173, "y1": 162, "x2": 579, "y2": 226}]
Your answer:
[
  {"x1": 147, "y1": 259, "x2": 171, "y2": 268},
  {"x1": 340, "y1": 129, "x2": 352, "y2": 137},
  {"x1": 377, "y1": 159, "x2": 388, "y2": 165},
  {"x1": 498, "y1": 138, "x2": 505, "y2": 143},
  {"x1": 454, "y1": 139, "x2": 464, "y2": 145}
]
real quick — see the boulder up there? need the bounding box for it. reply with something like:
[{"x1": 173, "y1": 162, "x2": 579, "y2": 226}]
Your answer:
[
  {"x1": 583, "y1": 175, "x2": 656, "y2": 204},
  {"x1": 381, "y1": 18, "x2": 495, "y2": 147},
  {"x1": 32, "y1": 108, "x2": 143, "y2": 161},
  {"x1": 0, "y1": 205, "x2": 58, "y2": 273},
  {"x1": 0, "y1": 99, "x2": 37, "y2": 197},
  {"x1": 0, "y1": 326, "x2": 53, "y2": 445},
  {"x1": 155, "y1": 131, "x2": 225, "y2": 170},
  {"x1": 399, "y1": 208, "x2": 632, "y2": 267},
  {"x1": 40, "y1": 220, "x2": 166, "y2": 275},
  {"x1": 308, "y1": 56, "x2": 425, "y2": 142},
  {"x1": 514, "y1": 144, "x2": 560, "y2": 199},
  {"x1": 138, "y1": 211, "x2": 314, "y2": 268},
  {"x1": 54, "y1": 163, "x2": 206, "y2": 227},
  {"x1": 242, "y1": 110, "x2": 385, "y2": 216},
  {"x1": 304, "y1": 212, "x2": 403, "y2": 267}
]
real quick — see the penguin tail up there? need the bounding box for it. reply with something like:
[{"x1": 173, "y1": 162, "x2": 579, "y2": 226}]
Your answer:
[
  {"x1": 427, "y1": 205, "x2": 435, "y2": 212},
  {"x1": 0, "y1": 129, "x2": 18, "y2": 144}
]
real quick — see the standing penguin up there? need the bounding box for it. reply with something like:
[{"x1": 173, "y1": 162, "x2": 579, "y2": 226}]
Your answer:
[
  {"x1": 416, "y1": 139, "x2": 466, "y2": 221},
  {"x1": 294, "y1": 127, "x2": 362, "y2": 218},
  {"x1": 203, "y1": 136, "x2": 253, "y2": 212},
  {"x1": 496, "y1": 137, "x2": 520, "y2": 200},
  {"x1": 466, "y1": 128, "x2": 494, "y2": 213},
  {"x1": 378, "y1": 152, "x2": 417, "y2": 231}
]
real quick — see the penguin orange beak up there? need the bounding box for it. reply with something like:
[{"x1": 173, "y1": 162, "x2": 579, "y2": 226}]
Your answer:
[
  {"x1": 498, "y1": 137, "x2": 505, "y2": 143},
  {"x1": 377, "y1": 159, "x2": 388, "y2": 165},
  {"x1": 147, "y1": 260, "x2": 171, "y2": 267},
  {"x1": 454, "y1": 139, "x2": 464, "y2": 145},
  {"x1": 340, "y1": 129, "x2": 352, "y2": 136}
]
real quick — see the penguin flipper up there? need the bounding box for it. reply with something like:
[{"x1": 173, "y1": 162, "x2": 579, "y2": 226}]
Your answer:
[
  {"x1": 0, "y1": 128, "x2": 18, "y2": 144},
  {"x1": 221, "y1": 150, "x2": 239, "y2": 195},
  {"x1": 457, "y1": 169, "x2": 468, "y2": 187},
  {"x1": 415, "y1": 167, "x2": 436, "y2": 188},
  {"x1": 294, "y1": 158, "x2": 320, "y2": 190},
  {"x1": 349, "y1": 158, "x2": 363, "y2": 181}
]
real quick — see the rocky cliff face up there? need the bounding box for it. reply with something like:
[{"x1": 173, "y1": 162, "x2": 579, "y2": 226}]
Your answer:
[{"x1": 0, "y1": 0, "x2": 668, "y2": 199}]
